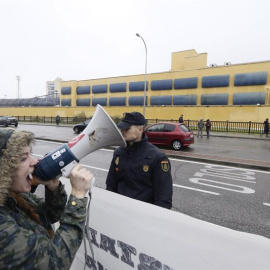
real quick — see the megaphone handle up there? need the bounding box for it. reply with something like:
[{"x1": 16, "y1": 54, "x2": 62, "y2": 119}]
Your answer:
[{"x1": 61, "y1": 160, "x2": 78, "y2": 178}]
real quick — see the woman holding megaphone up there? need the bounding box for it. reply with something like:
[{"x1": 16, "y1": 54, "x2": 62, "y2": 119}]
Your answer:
[{"x1": 0, "y1": 129, "x2": 93, "y2": 270}]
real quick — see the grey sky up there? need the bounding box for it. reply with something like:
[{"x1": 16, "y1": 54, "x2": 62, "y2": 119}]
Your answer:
[{"x1": 0, "y1": 0, "x2": 269, "y2": 98}]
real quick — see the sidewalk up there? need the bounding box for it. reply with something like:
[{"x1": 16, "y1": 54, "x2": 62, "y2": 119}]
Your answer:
[
  {"x1": 163, "y1": 131, "x2": 270, "y2": 171},
  {"x1": 202, "y1": 131, "x2": 269, "y2": 140}
]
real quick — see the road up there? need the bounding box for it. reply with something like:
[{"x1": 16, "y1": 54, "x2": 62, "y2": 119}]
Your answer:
[
  {"x1": 30, "y1": 133, "x2": 270, "y2": 239},
  {"x1": 181, "y1": 135, "x2": 269, "y2": 162},
  {"x1": 17, "y1": 123, "x2": 269, "y2": 169}
]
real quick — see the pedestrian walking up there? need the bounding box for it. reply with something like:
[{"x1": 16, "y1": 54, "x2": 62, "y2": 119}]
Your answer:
[
  {"x1": 56, "y1": 115, "x2": 60, "y2": 125},
  {"x1": 205, "y1": 119, "x2": 211, "y2": 138},
  {"x1": 260, "y1": 118, "x2": 269, "y2": 137},
  {"x1": 197, "y1": 118, "x2": 204, "y2": 138},
  {"x1": 179, "y1": 114, "x2": 184, "y2": 123}
]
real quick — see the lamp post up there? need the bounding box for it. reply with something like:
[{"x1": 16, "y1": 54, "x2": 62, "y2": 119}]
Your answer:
[
  {"x1": 16, "y1": 75, "x2": 21, "y2": 98},
  {"x1": 266, "y1": 87, "x2": 270, "y2": 105},
  {"x1": 136, "y1": 33, "x2": 147, "y2": 117}
]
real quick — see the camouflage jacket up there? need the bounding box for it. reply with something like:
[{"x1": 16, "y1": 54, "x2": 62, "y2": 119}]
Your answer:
[{"x1": 0, "y1": 183, "x2": 88, "y2": 270}]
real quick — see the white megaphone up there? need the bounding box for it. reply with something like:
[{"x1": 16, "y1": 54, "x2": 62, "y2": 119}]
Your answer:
[{"x1": 34, "y1": 105, "x2": 126, "y2": 181}]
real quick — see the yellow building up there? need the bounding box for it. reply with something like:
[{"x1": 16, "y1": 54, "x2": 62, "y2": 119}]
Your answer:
[
  {"x1": 59, "y1": 49, "x2": 270, "y2": 122},
  {"x1": 0, "y1": 49, "x2": 269, "y2": 122}
]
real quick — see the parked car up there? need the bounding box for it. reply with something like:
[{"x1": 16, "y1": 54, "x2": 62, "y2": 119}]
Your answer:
[
  {"x1": 145, "y1": 122, "x2": 194, "y2": 150},
  {"x1": 73, "y1": 119, "x2": 91, "y2": 134},
  {"x1": 0, "y1": 116, "x2": 18, "y2": 127}
]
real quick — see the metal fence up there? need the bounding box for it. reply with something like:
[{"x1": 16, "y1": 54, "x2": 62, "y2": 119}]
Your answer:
[
  {"x1": 16, "y1": 116, "x2": 265, "y2": 134},
  {"x1": 16, "y1": 116, "x2": 87, "y2": 125},
  {"x1": 146, "y1": 119, "x2": 265, "y2": 134}
]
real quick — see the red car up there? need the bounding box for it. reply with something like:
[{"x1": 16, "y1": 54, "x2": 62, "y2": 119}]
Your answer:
[{"x1": 145, "y1": 122, "x2": 194, "y2": 150}]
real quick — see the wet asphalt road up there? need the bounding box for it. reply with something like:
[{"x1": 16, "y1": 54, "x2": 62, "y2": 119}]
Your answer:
[{"x1": 18, "y1": 124, "x2": 270, "y2": 240}]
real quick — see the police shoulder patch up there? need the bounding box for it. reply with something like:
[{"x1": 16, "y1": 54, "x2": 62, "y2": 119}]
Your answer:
[
  {"x1": 161, "y1": 160, "x2": 169, "y2": 172},
  {"x1": 115, "y1": 157, "x2": 119, "y2": 165},
  {"x1": 143, "y1": 165, "x2": 149, "y2": 172}
]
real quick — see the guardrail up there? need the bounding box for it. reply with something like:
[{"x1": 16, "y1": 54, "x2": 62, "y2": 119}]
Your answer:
[{"x1": 16, "y1": 116, "x2": 266, "y2": 134}]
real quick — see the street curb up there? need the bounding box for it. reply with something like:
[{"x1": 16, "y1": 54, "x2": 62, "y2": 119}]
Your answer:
[
  {"x1": 35, "y1": 137, "x2": 270, "y2": 172},
  {"x1": 204, "y1": 135, "x2": 269, "y2": 141},
  {"x1": 165, "y1": 152, "x2": 270, "y2": 172},
  {"x1": 35, "y1": 137, "x2": 68, "y2": 144}
]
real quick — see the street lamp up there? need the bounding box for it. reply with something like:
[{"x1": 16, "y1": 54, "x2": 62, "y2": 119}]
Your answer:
[
  {"x1": 16, "y1": 75, "x2": 21, "y2": 98},
  {"x1": 266, "y1": 87, "x2": 270, "y2": 105},
  {"x1": 136, "y1": 33, "x2": 147, "y2": 117}
]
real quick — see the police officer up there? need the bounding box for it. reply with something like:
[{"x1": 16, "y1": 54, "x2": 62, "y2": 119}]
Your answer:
[{"x1": 106, "y1": 112, "x2": 173, "y2": 209}]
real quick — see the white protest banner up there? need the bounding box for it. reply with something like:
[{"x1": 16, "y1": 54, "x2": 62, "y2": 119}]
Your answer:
[{"x1": 70, "y1": 187, "x2": 270, "y2": 270}]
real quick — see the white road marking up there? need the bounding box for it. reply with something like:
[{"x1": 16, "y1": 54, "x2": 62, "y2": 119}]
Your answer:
[
  {"x1": 189, "y1": 178, "x2": 255, "y2": 194},
  {"x1": 173, "y1": 184, "x2": 220, "y2": 195},
  {"x1": 194, "y1": 172, "x2": 256, "y2": 184},
  {"x1": 263, "y1": 203, "x2": 270, "y2": 207},
  {"x1": 82, "y1": 164, "x2": 109, "y2": 172}
]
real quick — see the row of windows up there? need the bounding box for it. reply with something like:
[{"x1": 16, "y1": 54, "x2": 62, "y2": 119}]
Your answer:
[
  {"x1": 61, "y1": 92, "x2": 266, "y2": 107},
  {"x1": 61, "y1": 71, "x2": 268, "y2": 95}
]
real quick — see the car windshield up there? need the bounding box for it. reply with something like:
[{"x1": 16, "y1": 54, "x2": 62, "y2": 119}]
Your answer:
[
  {"x1": 179, "y1": 125, "x2": 191, "y2": 132},
  {"x1": 84, "y1": 120, "x2": 91, "y2": 125}
]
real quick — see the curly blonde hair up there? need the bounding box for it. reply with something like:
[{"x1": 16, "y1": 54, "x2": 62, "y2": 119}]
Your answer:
[{"x1": 0, "y1": 130, "x2": 34, "y2": 206}]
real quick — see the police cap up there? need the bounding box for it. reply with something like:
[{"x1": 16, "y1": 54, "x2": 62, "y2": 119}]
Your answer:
[{"x1": 117, "y1": 112, "x2": 146, "y2": 130}]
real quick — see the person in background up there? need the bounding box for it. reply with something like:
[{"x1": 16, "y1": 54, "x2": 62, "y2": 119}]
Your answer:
[
  {"x1": 260, "y1": 118, "x2": 269, "y2": 137},
  {"x1": 179, "y1": 114, "x2": 184, "y2": 123},
  {"x1": 0, "y1": 129, "x2": 93, "y2": 270},
  {"x1": 197, "y1": 118, "x2": 204, "y2": 138},
  {"x1": 106, "y1": 112, "x2": 173, "y2": 209},
  {"x1": 205, "y1": 119, "x2": 211, "y2": 138},
  {"x1": 56, "y1": 115, "x2": 60, "y2": 125}
]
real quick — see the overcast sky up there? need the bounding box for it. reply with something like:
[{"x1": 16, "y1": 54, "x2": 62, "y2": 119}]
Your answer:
[{"x1": 0, "y1": 0, "x2": 269, "y2": 98}]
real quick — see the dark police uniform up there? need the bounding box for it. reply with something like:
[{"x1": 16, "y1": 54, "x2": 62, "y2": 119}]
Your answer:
[{"x1": 106, "y1": 134, "x2": 173, "y2": 209}]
